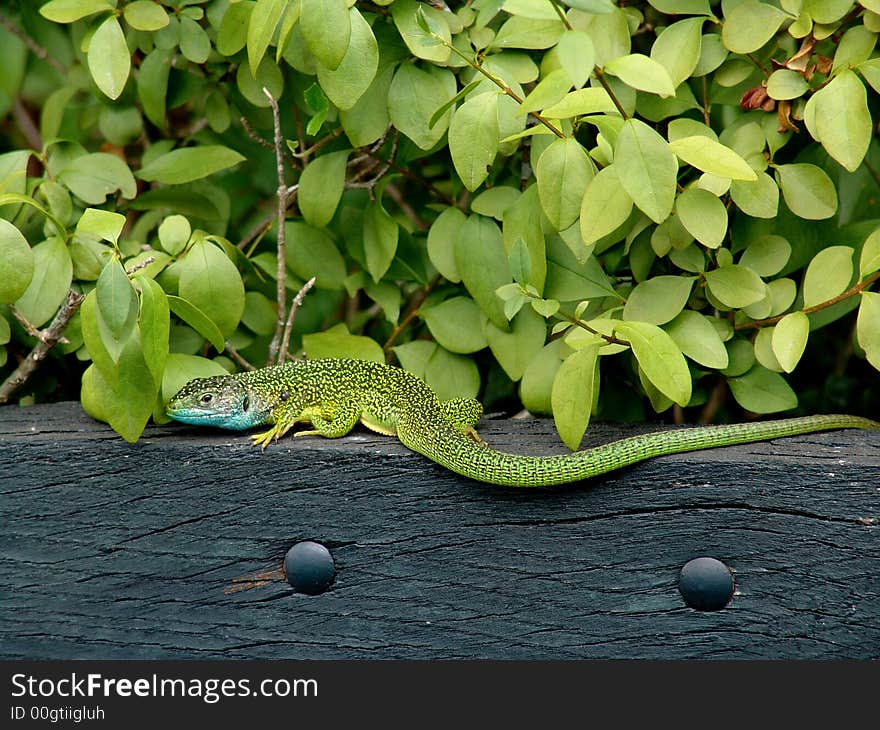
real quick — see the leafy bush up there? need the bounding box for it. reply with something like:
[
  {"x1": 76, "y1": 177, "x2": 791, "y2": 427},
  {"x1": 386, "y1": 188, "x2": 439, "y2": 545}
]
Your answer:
[{"x1": 0, "y1": 0, "x2": 878, "y2": 446}]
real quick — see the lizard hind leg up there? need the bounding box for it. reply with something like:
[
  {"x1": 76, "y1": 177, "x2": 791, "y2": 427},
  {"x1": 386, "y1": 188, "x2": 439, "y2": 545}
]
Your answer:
[{"x1": 294, "y1": 401, "x2": 361, "y2": 439}]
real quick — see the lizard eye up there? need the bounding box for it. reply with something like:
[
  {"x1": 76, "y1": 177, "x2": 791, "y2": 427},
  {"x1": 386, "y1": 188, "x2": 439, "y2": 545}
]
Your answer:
[{"x1": 200, "y1": 393, "x2": 213, "y2": 404}]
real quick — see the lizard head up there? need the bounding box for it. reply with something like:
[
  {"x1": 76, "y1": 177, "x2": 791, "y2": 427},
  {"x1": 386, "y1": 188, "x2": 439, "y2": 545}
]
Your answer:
[{"x1": 166, "y1": 375, "x2": 271, "y2": 430}]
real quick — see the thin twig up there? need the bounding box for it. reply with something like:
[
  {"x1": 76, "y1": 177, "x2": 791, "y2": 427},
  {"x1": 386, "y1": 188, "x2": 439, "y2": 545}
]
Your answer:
[
  {"x1": 9, "y1": 306, "x2": 43, "y2": 340},
  {"x1": 289, "y1": 127, "x2": 345, "y2": 159},
  {"x1": 223, "y1": 342, "x2": 256, "y2": 371},
  {"x1": 735, "y1": 270, "x2": 880, "y2": 330},
  {"x1": 12, "y1": 99, "x2": 42, "y2": 151},
  {"x1": 383, "y1": 275, "x2": 442, "y2": 352},
  {"x1": 279, "y1": 277, "x2": 316, "y2": 362},
  {"x1": 0, "y1": 11, "x2": 66, "y2": 75},
  {"x1": 386, "y1": 182, "x2": 428, "y2": 230},
  {"x1": 0, "y1": 290, "x2": 85, "y2": 404},
  {"x1": 593, "y1": 68, "x2": 629, "y2": 120},
  {"x1": 548, "y1": 0, "x2": 573, "y2": 30},
  {"x1": 262, "y1": 86, "x2": 288, "y2": 366}
]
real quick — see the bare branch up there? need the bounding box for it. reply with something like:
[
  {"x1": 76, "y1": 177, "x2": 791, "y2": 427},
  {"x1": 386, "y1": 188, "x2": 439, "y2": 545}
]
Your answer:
[{"x1": 280, "y1": 277, "x2": 316, "y2": 362}]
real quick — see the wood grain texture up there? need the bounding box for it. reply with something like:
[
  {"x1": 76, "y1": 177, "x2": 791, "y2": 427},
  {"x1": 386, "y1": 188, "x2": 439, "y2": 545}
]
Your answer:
[{"x1": 1, "y1": 402, "x2": 878, "y2": 659}]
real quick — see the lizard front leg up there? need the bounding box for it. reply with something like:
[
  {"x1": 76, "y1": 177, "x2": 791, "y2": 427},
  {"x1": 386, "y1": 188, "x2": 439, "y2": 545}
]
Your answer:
[{"x1": 252, "y1": 400, "x2": 362, "y2": 448}]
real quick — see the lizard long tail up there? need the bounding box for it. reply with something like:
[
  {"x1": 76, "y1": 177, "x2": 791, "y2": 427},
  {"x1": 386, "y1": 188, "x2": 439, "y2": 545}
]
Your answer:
[{"x1": 399, "y1": 414, "x2": 879, "y2": 487}]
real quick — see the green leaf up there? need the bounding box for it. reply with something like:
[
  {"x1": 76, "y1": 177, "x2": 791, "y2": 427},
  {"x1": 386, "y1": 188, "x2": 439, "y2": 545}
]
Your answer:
[
  {"x1": 391, "y1": 0, "x2": 451, "y2": 63},
  {"x1": 857, "y1": 291, "x2": 880, "y2": 370},
  {"x1": 158, "y1": 215, "x2": 192, "y2": 256},
  {"x1": 675, "y1": 188, "x2": 727, "y2": 249},
  {"x1": 217, "y1": 0, "x2": 253, "y2": 56},
  {"x1": 39, "y1": 0, "x2": 112, "y2": 24},
  {"x1": 316, "y1": 8, "x2": 379, "y2": 111},
  {"x1": 340, "y1": 64, "x2": 394, "y2": 147},
  {"x1": 664, "y1": 311, "x2": 728, "y2": 369},
  {"x1": 58, "y1": 152, "x2": 137, "y2": 205},
  {"x1": 179, "y1": 16, "x2": 211, "y2": 64},
  {"x1": 137, "y1": 48, "x2": 172, "y2": 129},
  {"x1": 551, "y1": 344, "x2": 599, "y2": 451},
  {"x1": 161, "y1": 353, "x2": 229, "y2": 404},
  {"x1": 520, "y1": 341, "x2": 565, "y2": 415},
  {"x1": 860, "y1": 227, "x2": 880, "y2": 277},
  {"x1": 648, "y1": 0, "x2": 712, "y2": 13},
  {"x1": 802, "y1": 246, "x2": 854, "y2": 309},
  {"x1": 300, "y1": 0, "x2": 351, "y2": 70},
  {"x1": 297, "y1": 150, "x2": 349, "y2": 228},
  {"x1": 650, "y1": 17, "x2": 704, "y2": 88},
  {"x1": 614, "y1": 119, "x2": 678, "y2": 224},
  {"x1": 0, "y1": 219, "x2": 34, "y2": 304},
  {"x1": 728, "y1": 365, "x2": 797, "y2": 413},
  {"x1": 704, "y1": 264, "x2": 767, "y2": 308},
  {"x1": 518, "y1": 69, "x2": 572, "y2": 116},
  {"x1": 242, "y1": 290, "x2": 277, "y2": 336},
  {"x1": 177, "y1": 241, "x2": 245, "y2": 338},
  {"x1": 775, "y1": 163, "x2": 838, "y2": 220},
  {"x1": 302, "y1": 326, "x2": 384, "y2": 363},
  {"x1": 449, "y1": 92, "x2": 500, "y2": 192},
  {"x1": 109, "y1": 334, "x2": 157, "y2": 442},
  {"x1": 76, "y1": 208, "x2": 126, "y2": 246},
  {"x1": 427, "y1": 207, "x2": 466, "y2": 283},
  {"x1": 615, "y1": 320, "x2": 692, "y2": 407},
  {"x1": 739, "y1": 235, "x2": 791, "y2": 277},
  {"x1": 540, "y1": 87, "x2": 617, "y2": 118},
  {"x1": 286, "y1": 221, "x2": 348, "y2": 289},
  {"x1": 472, "y1": 187, "x2": 521, "y2": 220},
  {"x1": 811, "y1": 70, "x2": 872, "y2": 173},
  {"x1": 167, "y1": 295, "x2": 225, "y2": 352},
  {"x1": 537, "y1": 137, "x2": 594, "y2": 231},
  {"x1": 137, "y1": 145, "x2": 246, "y2": 185},
  {"x1": 491, "y1": 16, "x2": 565, "y2": 50},
  {"x1": 721, "y1": 0, "x2": 788, "y2": 54},
  {"x1": 604, "y1": 53, "x2": 675, "y2": 98},
  {"x1": 502, "y1": 184, "x2": 547, "y2": 291},
  {"x1": 88, "y1": 16, "x2": 130, "y2": 100},
  {"x1": 454, "y1": 215, "x2": 511, "y2": 329},
  {"x1": 124, "y1": 0, "x2": 169, "y2": 31},
  {"x1": 14, "y1": 237, "x2": 73, "y2": 328},
  {"x1": 623, "y1": 275, "x2": 694, "y2": 325},
  {"x1": 668, "y1": 136, "x2": 757, "y2": 181},
  {"x1": 766, "y1": 69, "x2": 808, "y2": 100},
  {"x1": 363, "y1": 202, "x2": 399, "y2": 283},
  {"x1": 579, "y1": 165, "x2": 633, "y2": 245},
  {"x1": 484, "y1": 306, "x2": 547, "y2": 381},
  {"x1": 248, "y1": 0, "x2": 288, "y2": 75},
  {"x1": 388, "y1": 65, "x2": 456, "y2": 151},
  {"x1": 136, "y1": 276, "x2": 170, "y2": 385},
  {"x1": 424, "y1": 345, "x2": 480, "y2": 400},
  {"x1": 422, "y1": 297, "x2": 487, "y2": 354},
  {"x1": 96, "y1": 259, "x2": 137, "y2": 340},
  {"x1": 557, "y1": 30, "x2": 595, "y2": 89},
  {"x1": 729, "y1": 172, "x2": 779, "y2": 219},
  {"x1": 772, "y1": 311, "x2": 809, "y2": 373}
]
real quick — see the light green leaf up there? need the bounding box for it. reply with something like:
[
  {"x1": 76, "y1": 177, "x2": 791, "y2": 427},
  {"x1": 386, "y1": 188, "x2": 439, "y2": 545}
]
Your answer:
[
  {"x1": 648, "y1": 0, "x2": 712, "y2": 14},
  {"x1": 772, "y1": 311, "x2": 809, "y2": 373},
  {"x1": 454, "y1": 215, "x2": 511, "y2": 329},
  {"x1": 729, "y1": 172, "x2": 779, "y2": 219},
  {"x1": 728, "y1": 365, "x2": 797, "y2": 413},
  {"x1": 579, "y1": 165, "x2": 633, "y2": 244},
  {"x1": 124, "y1": 0, "x2": 169, "y2": 31},
  {"x1": 422, "y1": 297, "x2": 487, "y2": 354},
  {"x1": 40, "y1": 0, "x2": 112, "y2": 23},
  {"x1": 557, "y1": 30, "x2": 595, "y2": 89},
  {"x1": 857, "y1": 291, "x2": 880, "y2": 370},
  {"x1": 158, "y1": 215, "x2": 192, "y2": 256},
  {"x1": 58, "y1": 153, "x2": 137, "y2": 204},
  {"x1": 484, "y1": 305, "x2": 547, "y2": 381},
  {"x1": 668, "y1": 136, "x2": 757, "y2": 181},
  {"x1": 721, "y1": 0, "x2": 788, "y2": 53},
  {"x1": 427, "y1": 207, "x2": 466, "y2": 283},
  {"x1": 775, "y1": 163, "x2": 838, "y2": 220},
  {"x1": 650, "y1": 17, "x2": 704, "y2": 88},
  {"x1": 424, "y1": 345, "x2": 480, "y2": 400},
  {"x1": 520, "y1": 340, "x2": 565, "y2": 415},
  {"x1": 14, "y1": 237, "x2": 73, "y2": 328},
  {"x1": 604, "y1": 54, "x2": 676, "y2": 98},
  {"x1": 802, "y1": 245, "x2": 854, "y2": 308},
  {"x1": 88, "y1": 16, "x2": 130, "y2": 100},
  {"x1": 540, "y1": 87, "x2": 617, "y2": 118},
  {"x1": 614, "y1": 119, "x2": 678, "y2": 224},
  {"x1": 0, "y1": 219, "x2": 34, "y2": 304},
  {"x1": 391, "y1": 0, "x2": 451, "y2": 63},
  {"x1": 285, "y1": 221, "x2": 348, "y2": 289},
  {"x1": 812, "y1": 70, "x2": 872, "y2": 173},
  {"x1": 739, "y1": 235, "x2": 791, "y2": 277},
  {"x1": 664, "y1": 311, "x2": 728, "y2": 369},
  {"x1": 96, "y1": 259, "x2": 137, "y2": 340},
  {"x1": 491, "y1": 16, "x2": 565, "y2": 50},
  {"x1": 137, "y1": 145, "x2": 246, "y2": 185},
  {"x1": 248, "y1": 0, "x2": 288, "y2": 75},
  {"x1": 551, "y1": 344, "x2": 599, "y2": 451},
  {"x1": 76, "y1": 208, "x2": 126, "y2": 246},
  {"x1": 472, "y1": 187, "x2": 521, "y2": 220},
  {"x1": 363, "y1": 202, "x2": 399, "y2": 283},
  {"x1": 388, "y1": 65, "x2": 456, "y2": 150},
  {"x1": 136, "y1": 276, "x2": 170, "y2": 386},
  {"x1": 303, "y1": 326, "x2": 384, "y2": 363},
  {"x1": 704, "y1": 264, "x2": 767, "y2": 308},
  {"x1": 623, "y1": 275, "x2": 694, "y2": 325},
  {"x1": 675, "y1": 188, "x2": 727, "y2": 248},
  {"x1": 177, "y1": 241, "x2": 245, "y2": 338},
  {"x1": 502, "y1": 184, "x2": 546, "y2": 291},
  {"x1": 167, "y1": 295, "x2": 225, "y2": 352},
  {"x1": 316, "y1": 8, "x2": 379, "y2": 111},
  {"x1": 161, "y1": 353, "x2": 229, "y2": 404},
  {"x1": 615, "y1": 320, "x2": 692, "y2": 407},
  {"x1": 537, "y1": 137, "x2": 594, "y2": 231},
  {"x1": 766, "y1": 69, "x2": 808, "y2": 100},
  {"x1": 860, "y1": 227, "x2": 880, "y2": 277},
  {"x1": 137, "y1": 48, "x2": 172, "y2": 128},
  {"x1": 217, "y1": 0, "x2": 253, "y2": 56},
  {"x1": 300, "y1": 0, "x2": 351, "y2": 70},
  {"x1": 297, "y1": 149, "x2": 349, "y2": 228},
  {"x1": 519, "y1": 69, "x2": 572, "y2": 116},
  {"x1": 449, "y1": 92, "x2": 500, "y2": 191},
  {"x1": 179, "y1": 16, "x2": 211, "y2": 64}
]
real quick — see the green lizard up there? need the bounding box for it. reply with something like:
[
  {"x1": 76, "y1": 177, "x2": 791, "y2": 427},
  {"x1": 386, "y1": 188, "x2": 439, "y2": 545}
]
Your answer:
[{"x1": 166, "y1": 358, "x2": 878, "y2": 487}]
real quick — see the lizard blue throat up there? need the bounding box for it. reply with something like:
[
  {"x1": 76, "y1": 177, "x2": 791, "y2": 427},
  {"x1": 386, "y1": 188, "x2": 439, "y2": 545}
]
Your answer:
[{"x1": 164, "y1": 358, "x2": 879, "y2": 488}]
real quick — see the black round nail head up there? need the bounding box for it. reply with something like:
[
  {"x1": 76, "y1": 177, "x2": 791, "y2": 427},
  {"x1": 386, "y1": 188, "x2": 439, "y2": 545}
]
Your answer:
[
  {"x1": 284, "y1": 541, "x2": 336, "y2": 595},
  {"x1": 678, "y1": 557, "x2": 734, "y2": 611}
]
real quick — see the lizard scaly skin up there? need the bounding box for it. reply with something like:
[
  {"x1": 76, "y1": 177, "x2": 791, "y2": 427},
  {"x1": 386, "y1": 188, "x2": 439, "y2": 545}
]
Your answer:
[{"x1": 166, "y1": 358, "x2": 879, "y2": 487}]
